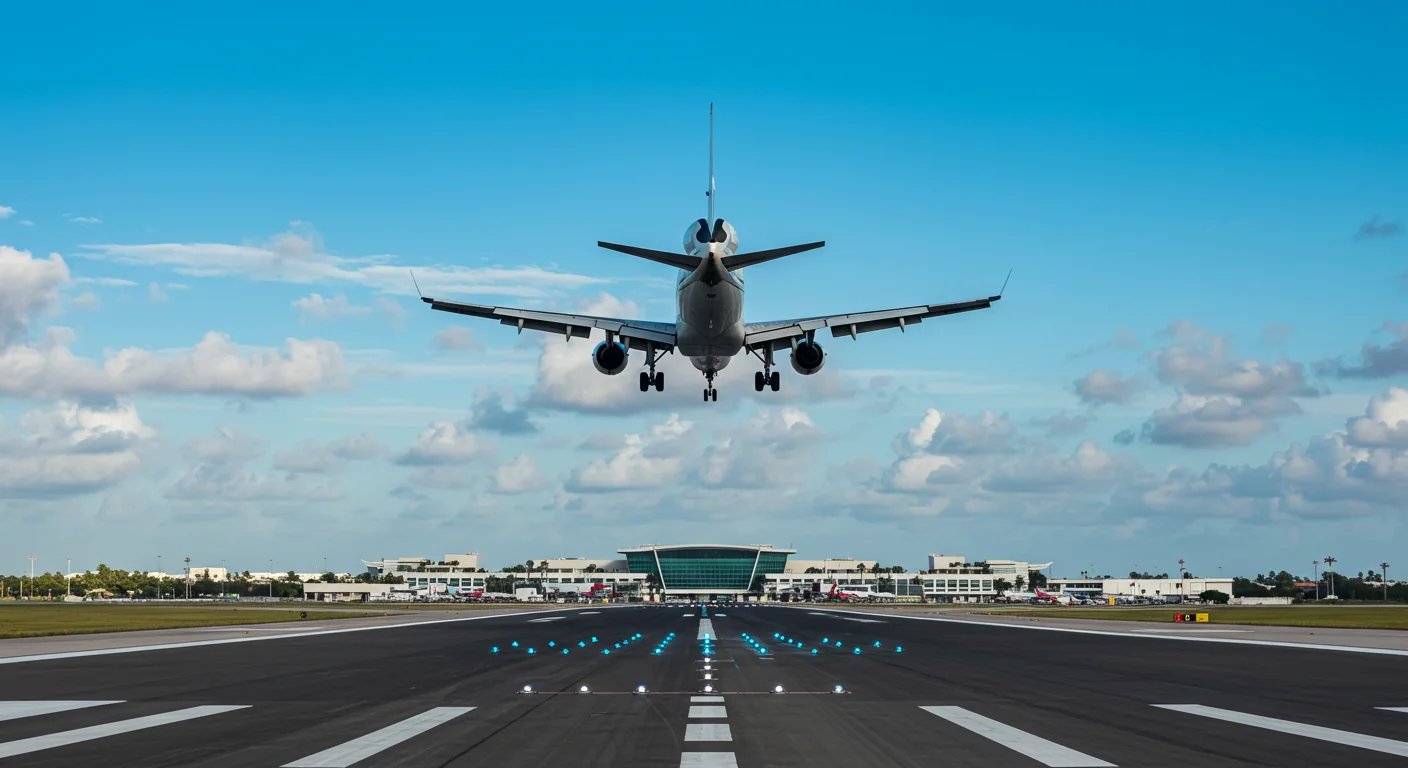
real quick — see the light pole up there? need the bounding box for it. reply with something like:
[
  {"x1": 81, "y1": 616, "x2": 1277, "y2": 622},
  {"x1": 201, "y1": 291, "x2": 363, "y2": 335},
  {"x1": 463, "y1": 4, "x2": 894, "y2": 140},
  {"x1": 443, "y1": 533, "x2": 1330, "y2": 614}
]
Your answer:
[
  {"x1": 269, "y1": 559, "x2": 274, "y2": 599},
  {"x1": 221, "y1": 559, "x2": 227, "y2": 597},
  {"x1": 1382, "y1": 562, "x2": 1391, "y2": 602},
  {"x1": 184, "y1": 557, "x2": 191, "y2": 600},
  {"x1": 66, "y1": 558, "x2": 71, "y2": 600},
  {"x1": 1324, "y1": 555, "x2": 1336, "y2": 598},
  {"x1": 158, "y1": 555, "x2": 163, "y2": 599},
  {"x1": 27, "y1": 556, "x2": 35, "y2": 601},
  {"x1": 1313, "y1": 560, "x2": 1319, "y2": 600}
]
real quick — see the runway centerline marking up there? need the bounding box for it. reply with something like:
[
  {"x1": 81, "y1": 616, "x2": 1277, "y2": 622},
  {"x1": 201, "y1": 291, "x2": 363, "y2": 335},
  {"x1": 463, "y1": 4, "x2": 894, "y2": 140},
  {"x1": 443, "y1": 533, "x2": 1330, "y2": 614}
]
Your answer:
[
  {"x1": 688, "y1": 705, "x2": 728, "y2": 718},
  {"x1": 797, "y1": 607, "x2": 1408, "y2": 657},
  {"x1": 579, "y1": 611, "x2": 600, "y2": 615},
  {"x1": 1376, "y1": 707, "x2": 1408, "y2": 714},
  {"x1": 0, "y1": 606, "x2": 601, "y2": 666},
  {"x1": 921, "y1": 706, "x2": 1115, "y2": 767},
  {"x1": 697, "y1": 618, "x2": 715, "y2": 640},
  {"x1": 680, "y1": 754, "x2": 737, "y2": 767},
  {"x1": 685, "y1": 724, "x2": 732, "y2": 742},
  {"x1": 282, "y1": 707, "x2": 475, "y2": 767},
  {"x1": 691, "y1": 696, "x2": 725, "y2": 703},
  {"x1": 0, "y1": 705, "x2": 249, "y2": 759},
  {"x1": 0, "y1": 701, "x2": 123, "y2": 722},
  {"x1": 527, "y1": 616, "x2": 565, "y2": 623},
  {"x1": 1156, "y1": 704, "x2": 1408, "y2": 757}
]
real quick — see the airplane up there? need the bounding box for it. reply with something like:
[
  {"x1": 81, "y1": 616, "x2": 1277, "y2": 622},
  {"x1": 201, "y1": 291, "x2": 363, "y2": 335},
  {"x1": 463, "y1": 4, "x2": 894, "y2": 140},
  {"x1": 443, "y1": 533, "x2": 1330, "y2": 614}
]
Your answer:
[
  {"x1": 1034, "y1": 587, "x2": 1073, "y2": 605},
  {"x1": 1001, "y1": 590, "x2": 1037, "y2": 603},
  {"x1": 417, "y1": 105, "x2": 1006, "y2": 402},
  {"x1": 822, "y1": 581, "x2": 894, "y2": 602}
]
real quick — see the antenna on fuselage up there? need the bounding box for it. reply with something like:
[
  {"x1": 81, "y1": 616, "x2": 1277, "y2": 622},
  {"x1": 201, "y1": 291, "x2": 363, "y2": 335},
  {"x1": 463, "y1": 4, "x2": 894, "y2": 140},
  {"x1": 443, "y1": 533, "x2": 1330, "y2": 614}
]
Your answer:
[{"x1": 707, "y1": 103, "x2": 715, "y2": 226}]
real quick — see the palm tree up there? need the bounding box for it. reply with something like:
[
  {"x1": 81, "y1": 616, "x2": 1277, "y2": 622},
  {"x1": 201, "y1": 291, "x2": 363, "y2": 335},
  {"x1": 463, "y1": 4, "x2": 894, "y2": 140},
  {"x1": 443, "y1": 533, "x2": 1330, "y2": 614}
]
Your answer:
[
  {"x1": 1324, "y1": 556, "x2": 1337, "y2": 598},
  {"x1": 1382, "y1": 562, "x2": 1391, "y2": 601},
  {"x1": 1014, "y1": 575, "x2": 1026, "y2": 591}
]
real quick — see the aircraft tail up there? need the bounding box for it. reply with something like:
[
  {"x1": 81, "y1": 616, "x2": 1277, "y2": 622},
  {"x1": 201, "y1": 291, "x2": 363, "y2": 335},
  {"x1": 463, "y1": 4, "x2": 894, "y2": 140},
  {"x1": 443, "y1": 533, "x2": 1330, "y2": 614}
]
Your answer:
[{"x1": 708, "y1": 103, "x2": 715, "y2": 225}]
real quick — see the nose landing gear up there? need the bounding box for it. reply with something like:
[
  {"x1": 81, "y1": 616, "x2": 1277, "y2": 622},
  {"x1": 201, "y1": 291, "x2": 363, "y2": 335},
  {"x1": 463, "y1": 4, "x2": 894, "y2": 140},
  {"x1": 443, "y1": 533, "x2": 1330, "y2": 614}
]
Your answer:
[{"x1": 703, "y1": 370, "x2": 718, "y2": 402}]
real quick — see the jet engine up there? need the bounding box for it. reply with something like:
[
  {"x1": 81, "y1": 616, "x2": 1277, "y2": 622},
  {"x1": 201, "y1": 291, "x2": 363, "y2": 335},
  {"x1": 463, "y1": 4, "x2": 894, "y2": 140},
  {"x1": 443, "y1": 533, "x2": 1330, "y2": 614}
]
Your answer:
[
  {"x1": 790, "y1": 341, "x2": 826, "y2": 375},
  {"x1": 592, "y1": 341, "x2": 629, "y2": 375}
]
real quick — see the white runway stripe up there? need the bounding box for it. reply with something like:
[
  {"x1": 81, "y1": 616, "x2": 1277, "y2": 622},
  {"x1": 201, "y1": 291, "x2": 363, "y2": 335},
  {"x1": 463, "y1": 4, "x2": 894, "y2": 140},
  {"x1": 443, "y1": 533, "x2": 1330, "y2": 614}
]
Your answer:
[
  {"x1": 697, "y1": 618, "x2": 715, "y2": 639},
  {"x1": 685, "y1": 724, "x2": 732, "y2": 741},
  {"x1": 1376, "y1": 707, "x2": 1408, "y2": 714},
  {"x1": 680, "y1": 753, "x2": 737, "y2": 767},
  {"x1": 0, "y1": 701, "x2": 122, "y2": 723},
  {"x1": 1155, "y1": 704, "x2": 1408, "y2": 757},
  {"x1": 527, "y1": 616, "x2": 565, "y2": 623},
  {"x1": 691, "y1": 696, "x2": 725, "y2": 703},
  {"x1": 687, "y1": 705, "x2": 728, "y2": 719},
  {"x1": 0, "y1": 705, "x2": 249, "y2": 759},
  {"x1": 282, "y1": 707, "x2": 475, "y2": 767},
  {"x1": 921, "y1": 706, "x2": 1115, "y2": 767}
]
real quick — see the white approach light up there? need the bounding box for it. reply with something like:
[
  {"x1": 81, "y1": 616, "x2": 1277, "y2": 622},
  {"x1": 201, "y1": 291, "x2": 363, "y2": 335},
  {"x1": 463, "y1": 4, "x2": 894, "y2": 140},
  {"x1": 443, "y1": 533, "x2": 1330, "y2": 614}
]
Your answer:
[
  {"x1": 636, "y1": 685, "x2": 648, "y2": 694},
  {"x1": 704, "y1": 657, "x2": 712, "y2": 663},
  {"x1": 833, "y1": 685, "x2": 844, "y2": 694},
  {"x1": 579, "y1": 685, "x2": 590, "y2": 694},
  {"x1": 703, "y1": 664, "x2": 712, "y2": 670},
  {"x1": 522, "y1": 685, "x2": 533, "y2": 694},
  {"x1": 774, "y1": 685, "x2": 785, "y2": 694},
  {"x1": 704, "y1": 673, "x2": 712, "y2": 680},
  {"x1": 703, "y1": 684, "x2": 714, "y2": 693}
]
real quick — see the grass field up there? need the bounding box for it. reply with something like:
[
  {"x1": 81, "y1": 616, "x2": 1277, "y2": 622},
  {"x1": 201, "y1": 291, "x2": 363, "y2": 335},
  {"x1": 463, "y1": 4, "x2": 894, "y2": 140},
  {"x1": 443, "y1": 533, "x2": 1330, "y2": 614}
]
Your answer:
[
  {"x1": 975, "y1": 605, "x2": 1408, "y2": 630},
  {"x1": 0, "y1": 604, "x2": 387, "y2": 639}
]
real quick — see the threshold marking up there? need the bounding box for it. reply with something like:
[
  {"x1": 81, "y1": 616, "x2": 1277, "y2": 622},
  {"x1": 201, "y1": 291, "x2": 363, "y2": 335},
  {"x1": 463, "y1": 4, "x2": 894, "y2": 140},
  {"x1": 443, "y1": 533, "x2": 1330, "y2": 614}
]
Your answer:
[
  {"x1": 1155, "y1": 704, "x2": 1408, "y2": 757},
  {"x1": 682, "y1": 613, "x2": 695, "y2": 617},
  {"x1": 681, "y1": 754, "x2": 737, "y2": 767},
  {"x1": 921, "y1": 706, "x2": 1115, "y2": 767},
  {"x1": 282, "y1": 707, "x2": 475, "y2": 767},
  {"x1": 0, "y1": 705, "x2": 249, "y2": 759},
  {"x1": 685, "y1": 723, "x2": 732, "y2": 742},
  {"x1": 0, "y1": 701, "x2": 122, "y2": 722},
  {"x1": 688, "y1": 705, "x2": 728, "y2": 719},
  {"x1": 527, "y1": 616, "x2": 566, "y2": 623},
  {"x1": 691, "y1": 696, "x2": 725, "y2": 703}
]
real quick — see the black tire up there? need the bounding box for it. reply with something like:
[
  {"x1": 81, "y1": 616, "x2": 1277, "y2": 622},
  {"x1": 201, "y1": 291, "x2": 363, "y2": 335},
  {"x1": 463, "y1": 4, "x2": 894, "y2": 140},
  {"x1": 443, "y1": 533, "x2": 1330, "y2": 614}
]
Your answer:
[
  {"x1": 655, "y1": 372, "x2": 665, "y2": 391},
  {"x1": 754, "y1": 371, "x2": 765, "y2": 391},
  {"x1": 770, "y1": 371, "x2": 780, "y2": 391},
  {"x1": 703, "y1": 389, "x2": 709, "y2": 402},
  {"x1": 711, "y1": 389, "x2": 718, "y2": 402},
  {"x1": 639, "y1": 372, "x2": 650, "y2": 392}
]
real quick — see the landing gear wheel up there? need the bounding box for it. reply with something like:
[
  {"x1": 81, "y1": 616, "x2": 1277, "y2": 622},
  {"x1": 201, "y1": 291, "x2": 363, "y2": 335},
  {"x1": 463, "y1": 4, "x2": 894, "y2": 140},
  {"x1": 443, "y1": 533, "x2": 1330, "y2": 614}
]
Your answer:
[
  {"x1": 654, "y1": 372, "x2": 664, "y2": 391},
  {"x1": 754, "y1": 371, "x2": 765, "y2": 392},
  {"x1": 640, "y1": 371, "x2": 650, "y2": 392},
  {"x1": 711, "y1": 388, "x2": 718, "y2": 402},
  {"x1": 769, "y1": 371, "x2": 780, "y2": 391},
  {"x1": 703, "y1": 388, "x2": 710, "y2": 402}
]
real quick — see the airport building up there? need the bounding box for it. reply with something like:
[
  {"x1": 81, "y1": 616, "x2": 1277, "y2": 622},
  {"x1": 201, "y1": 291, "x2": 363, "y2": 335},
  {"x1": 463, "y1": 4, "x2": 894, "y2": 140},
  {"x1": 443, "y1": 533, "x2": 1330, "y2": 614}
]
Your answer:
[
  {"x1": 620, "y1": 544, "x2": 793, "y2": 599},
  {"x1": 1047, "y1": 577, "x2": 1234, "y2": 600}
]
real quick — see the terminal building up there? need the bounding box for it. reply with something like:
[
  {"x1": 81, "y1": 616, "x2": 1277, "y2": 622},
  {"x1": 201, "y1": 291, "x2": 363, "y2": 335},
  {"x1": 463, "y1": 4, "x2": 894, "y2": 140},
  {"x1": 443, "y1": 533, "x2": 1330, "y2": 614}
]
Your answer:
[
  {"x1": 1047, "y1": 576, "x2": 1235, "y2": 600},
  {"x1": 307, "y1": 546, "x2": 1061, "y2": 604}
]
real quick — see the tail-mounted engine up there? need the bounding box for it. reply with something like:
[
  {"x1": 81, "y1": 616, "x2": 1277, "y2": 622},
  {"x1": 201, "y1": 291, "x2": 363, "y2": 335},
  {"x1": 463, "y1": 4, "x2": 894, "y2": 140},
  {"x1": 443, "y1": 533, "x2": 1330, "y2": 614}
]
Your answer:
[
  {"x1": 592, "y1": 341, "x2": 629, "y2": 375},
  {"x1": 683, "y1": 218, "x2": 739, "y2": 256},
  {"x1": 790, "y1": 340, "x2": 826, "y2": 375}
]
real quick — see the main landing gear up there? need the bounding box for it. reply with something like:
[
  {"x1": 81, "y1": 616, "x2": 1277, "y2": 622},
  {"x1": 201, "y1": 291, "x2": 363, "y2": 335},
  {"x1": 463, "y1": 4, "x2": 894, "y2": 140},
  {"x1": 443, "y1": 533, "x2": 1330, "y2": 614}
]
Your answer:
[
  {"x1": 749, "y1": 345, "x2": 781, "y2": 392},
  {"x1": 703, "y1": 370, "x2": 718, "y2": 402},
  {"x1": 639, "y1": 343, "x2": 666, "y2": 392}
]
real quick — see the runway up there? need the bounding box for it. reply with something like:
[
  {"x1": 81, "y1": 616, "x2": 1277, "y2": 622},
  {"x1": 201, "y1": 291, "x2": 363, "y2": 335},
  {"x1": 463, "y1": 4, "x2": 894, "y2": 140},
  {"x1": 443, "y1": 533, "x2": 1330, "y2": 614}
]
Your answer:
[{"x1": 2, "y1": 604, "x2": 1408, "y2": 766}]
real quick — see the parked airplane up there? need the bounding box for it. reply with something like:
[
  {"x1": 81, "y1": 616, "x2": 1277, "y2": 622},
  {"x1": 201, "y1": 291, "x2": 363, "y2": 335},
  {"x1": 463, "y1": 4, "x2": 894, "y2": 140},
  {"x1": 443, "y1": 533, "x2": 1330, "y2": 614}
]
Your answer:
[
  {"x1": 418, "y1": 106, "x2": 1006, "y2": 401},
  {"x1": 1034, "y1": 588, "x2": 1074, "y2": 605},
  {"x1": 823, "y1": 581, "x2": 894, "y2": 602}
]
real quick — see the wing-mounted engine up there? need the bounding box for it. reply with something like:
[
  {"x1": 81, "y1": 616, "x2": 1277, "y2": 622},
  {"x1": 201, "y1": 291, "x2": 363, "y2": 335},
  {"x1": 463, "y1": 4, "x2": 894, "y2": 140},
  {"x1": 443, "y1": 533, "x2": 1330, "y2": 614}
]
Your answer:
[
  {"x1": 790, "y1": 340, "x2": 826, "y2": 375},
  {"x1": 592, "y1": 341, "x2": 629, "y2": 375}
]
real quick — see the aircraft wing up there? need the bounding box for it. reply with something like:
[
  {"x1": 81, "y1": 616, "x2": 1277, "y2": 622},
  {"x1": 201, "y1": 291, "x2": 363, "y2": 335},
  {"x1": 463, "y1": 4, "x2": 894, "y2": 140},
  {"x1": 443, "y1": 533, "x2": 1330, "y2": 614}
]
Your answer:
[
  {"x1": 743, "y1": 294, "x2": 1001, "y2": 352},
  {"x1": 421, "y1": 297, "x2": 677, "y2": 351}
]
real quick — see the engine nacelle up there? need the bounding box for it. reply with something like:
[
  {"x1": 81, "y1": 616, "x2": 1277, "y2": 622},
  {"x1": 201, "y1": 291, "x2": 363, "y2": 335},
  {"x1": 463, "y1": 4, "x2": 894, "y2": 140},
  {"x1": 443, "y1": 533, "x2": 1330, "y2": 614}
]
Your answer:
[
  {"x1": 683, "y1": 218, "x2": 739, "y2": 256},
  {"x1": 592, "y1": 341, "x2": 629, "y2": 375},
  {"x1": 790, "y1": 341, "x2": 826, "y2": 375}
]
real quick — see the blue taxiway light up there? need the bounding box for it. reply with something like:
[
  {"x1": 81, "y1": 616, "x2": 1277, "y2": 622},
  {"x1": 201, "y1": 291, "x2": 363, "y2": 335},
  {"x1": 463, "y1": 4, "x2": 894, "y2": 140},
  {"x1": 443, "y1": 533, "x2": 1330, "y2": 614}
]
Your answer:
[
  {"x1": 873, "y1": 641, "x2": 881, "y2": 647},
  {"x1": 835, "y1": 641, "x2": 842, "y2": 647},
  {"x1": 562, "y1": 649, "x2": 569, "y2": 655},
  {"x1": 512, "y1": 641, "x2": 519, "y2": 647},
  {"x1": 578, "y1": 641, "x2": 586, "y2": 648},
  {"x1": 811, "y1": 649, "x2": 818, "y2": 654},
  {"x1": 528, "y1": 648, "x2": 536, "y2": 654},
  {"x1": 822, "y1": 637, "x2": 829, "y2": 643},
  {"x1": 615, "y1": 643, "x2": 621, "y2": 648},
  {"x1": 853, "y1": 648, "x2": 861, "y2": 655},
  {"x1": 549, "y1": 641, "x2": 556, "y2": 647},
  {"x1": 591, "y1": 636, "x2": 598, "y2": 643},
  {"x1": 896, "y1": 646, "x2": 903, "y2": 652},
  {"x1": 492, "y1": 646, "x2": 499, "y2": 653},
  {"x1": 603, "y1": 649, "x2": 611, "y2": 655}
]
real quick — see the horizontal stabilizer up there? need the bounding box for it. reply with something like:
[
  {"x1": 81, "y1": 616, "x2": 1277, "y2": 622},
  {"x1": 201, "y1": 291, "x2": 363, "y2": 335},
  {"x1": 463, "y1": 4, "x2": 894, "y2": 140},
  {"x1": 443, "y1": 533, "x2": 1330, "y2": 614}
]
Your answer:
[
  {"x1": 721, "y1": 241, "x2": 825, "y2": 270},
  {"x1": 597, "y1": 242, "x2": 703, "y2": 271}
]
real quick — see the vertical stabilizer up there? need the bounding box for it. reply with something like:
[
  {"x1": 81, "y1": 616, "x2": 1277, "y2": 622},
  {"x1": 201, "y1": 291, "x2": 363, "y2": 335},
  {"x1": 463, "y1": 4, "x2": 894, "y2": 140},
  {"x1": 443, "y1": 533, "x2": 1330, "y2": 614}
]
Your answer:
[{"x1": 707, "y1": 103, "x2": 715, "y2": 225}]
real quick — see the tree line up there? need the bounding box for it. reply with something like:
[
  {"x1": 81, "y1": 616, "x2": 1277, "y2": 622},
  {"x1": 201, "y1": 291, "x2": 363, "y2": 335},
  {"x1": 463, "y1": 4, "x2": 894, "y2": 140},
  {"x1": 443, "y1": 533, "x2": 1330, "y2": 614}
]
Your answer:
[{"x1": 0, "y1": 565, "x2": 403, "y2": 600}]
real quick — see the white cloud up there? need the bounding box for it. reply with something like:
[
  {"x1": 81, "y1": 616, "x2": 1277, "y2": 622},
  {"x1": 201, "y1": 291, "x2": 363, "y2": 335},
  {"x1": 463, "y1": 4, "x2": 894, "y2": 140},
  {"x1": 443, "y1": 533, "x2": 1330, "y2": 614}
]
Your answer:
[
  {"x1": 79, "y1": 222, "x2": 607, "y2": 299},
  {"x1": 0, "y1": 329, "x2": 347, "y2": 401},
  {"x1": 1346, "y1": 387, "x2": 1408, "y2": 448},
  {"x1": 433, "y1": 325, "x2": 483, "y2": 351},
  {"x1": 490, "y1": 454, "x2": 545, "y2": 494},
  {"x1": 395, "y1": 421, "x2": 495, "y2": 465},
  {"x1": 0, "y1": 246, "x2": 70, "y2": 346},
  {"x1": 164, "y1": 427, "x2": 341, "y2": 502},
  {"x1": 272, "y1": 431, "x2": 386, "y2": 474},
  {"x1": 75, "y1": 277, "x2": 137, "y2": 287},
  {"x1": 1154, "y1": 322, "x2": 1316, "y2": 399},
  {"x1": 18, "y1": 220, "x2": 35, "y2": 227},
  {"x1": 1073, "y1": 369, "x2": 1147, "y2": 405},
  {"x1": 0, "y1": 206, "x2": 14, "y2": 219},
  {"x1": 567, "y1": 414, "x2": 693, "y2": 491},
  {"x1": 0, "y1": 400, "x2": 154, "y2": 498},
  {"x1": 697, "y1": 407, "x2": 819, "y2": 489},
  {"x1": 293, "y1": 293, "x2": 371, "y2": 321},
  {"x1": 1130, "y1": 393, "x2": 1299, "y2": 448},
  {"x1": 65, "y1": 216, "x2": 101, "y2": 224},
  {"x1": 70, "y1": 292, "x2": 100, "y2": 310}
]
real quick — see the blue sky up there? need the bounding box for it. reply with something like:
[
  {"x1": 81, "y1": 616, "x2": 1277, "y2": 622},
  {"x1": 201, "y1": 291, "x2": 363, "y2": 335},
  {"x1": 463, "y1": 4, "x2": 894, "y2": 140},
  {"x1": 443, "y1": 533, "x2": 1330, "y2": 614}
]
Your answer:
[{"x1": 1, "y1": 3, "x2": 1405, "y2": 579}]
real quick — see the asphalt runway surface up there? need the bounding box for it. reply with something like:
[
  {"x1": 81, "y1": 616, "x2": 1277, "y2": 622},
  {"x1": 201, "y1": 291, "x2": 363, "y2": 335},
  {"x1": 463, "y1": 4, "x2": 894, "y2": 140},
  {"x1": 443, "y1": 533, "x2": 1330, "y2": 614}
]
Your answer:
[{"x1": 3, "y1": 604, "x2": 1408, "y2": 766}]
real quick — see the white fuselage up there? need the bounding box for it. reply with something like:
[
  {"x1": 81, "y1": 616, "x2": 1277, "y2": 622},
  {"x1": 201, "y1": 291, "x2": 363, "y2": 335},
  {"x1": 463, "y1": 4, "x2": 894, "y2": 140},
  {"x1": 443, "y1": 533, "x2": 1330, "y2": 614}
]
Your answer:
[{"x1": 677, "y1": 222, "x2": 746, "y2": 376}]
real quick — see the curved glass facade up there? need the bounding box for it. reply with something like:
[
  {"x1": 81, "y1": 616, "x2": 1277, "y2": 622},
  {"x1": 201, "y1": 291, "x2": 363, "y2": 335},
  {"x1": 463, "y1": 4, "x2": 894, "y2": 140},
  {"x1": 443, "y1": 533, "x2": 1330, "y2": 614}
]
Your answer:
[{"x1": 624, "y1": 546, "x2": 791, "y2": 593}]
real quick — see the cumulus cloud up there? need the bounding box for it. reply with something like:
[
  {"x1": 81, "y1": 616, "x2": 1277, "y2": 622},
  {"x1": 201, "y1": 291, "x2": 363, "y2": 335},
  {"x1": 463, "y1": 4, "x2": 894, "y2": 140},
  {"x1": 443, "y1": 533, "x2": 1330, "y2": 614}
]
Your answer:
[
  {"x1": 272, "y1": 431, "x2": 386, "y2": 474},
  {"x1": 567, "y1": 414, "x2": 693, "y2": 491},
  {"x1": 1346, "y1": 387, "x2": 1408, "y2": 448},
  {"x1": 0, "y1": 206, "x2": 14, "y2": 219},
  {"x1": 0, "y1": 329, "x2": 347, "y2": 401},
  {"x1": 1136, "y1": 394, "x2": 1300, "y2": 448},
  {"x1": 895, "y1": 408, "x2": 1020, "y2": 457},
  {"x1": 1073, "y1": 369, "x2": 1147, "y2": 405},
  {"x1": 394, "y1": 421, "x2": 495, "y2": 466},
  {"x1": 1153, "y1": 324, "x2": 1316, "y2": 399},
  {"x1": 489, "y1": 454, "x2": 545, "y2": 494},
  {"x1": 293, "y1": 293, "x2": 371, "y2": 321},
  {"x1": 433, "y1": 325, "x2": 483, "y2": 351},
  {"x1": 1030, "y1": 411, "x2": 1096, "y2": 438},
  {"x1": 70, "y1": 292, "x2": 100, "y2": 310},
  {"x1": 466, "y1": 390, "x2": 537, "y2": 434},
  {"x1": 1355, "y1": 215, "x2": 1403, "y2": 240},
  {"x1": 1318, "y1": 322, "x2": 1408, "y2": 379},
  {"x1": 697, "y1": 407, "x2": 819, "y2": 489},
  {"x1": 0, "y1": 400, "x2": 154, "y2": 498},
  {"x1": 79, "y1": 222, "x2": 607, "y2": 299},
  {"x1": 0, "y1": 246, "x2": 70, "y2": 346},
  {"x1": 165, "y1": 428, "x2": 341, "y2": 502}
]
